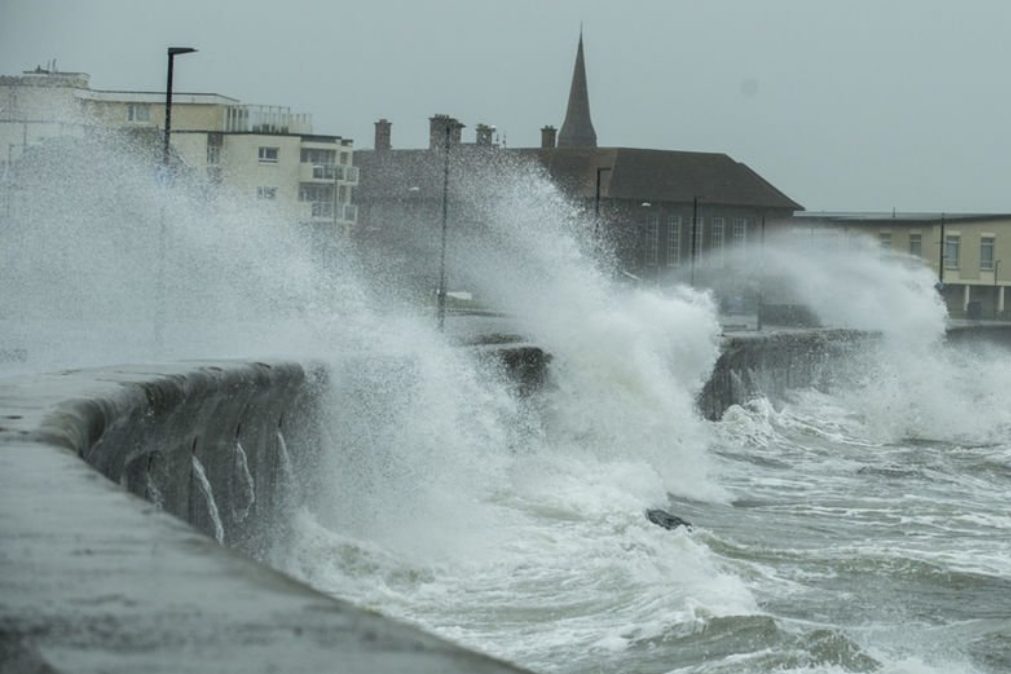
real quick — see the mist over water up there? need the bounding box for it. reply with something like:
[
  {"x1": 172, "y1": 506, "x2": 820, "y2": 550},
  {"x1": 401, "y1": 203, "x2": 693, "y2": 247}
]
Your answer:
[
  {"x1": 1, "y1": 132, "x2": 378, "y2": 372},
  {"x1": 4, "y1": 134, "x2": 1010, "y2": 673}
]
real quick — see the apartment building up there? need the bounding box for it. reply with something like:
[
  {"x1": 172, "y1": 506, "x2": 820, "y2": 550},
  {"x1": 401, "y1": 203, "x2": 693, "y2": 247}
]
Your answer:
[
  {"x1": 0, "y1": 66, "x2": 357, "y2": 232},
  {"x1": 793, "y1": 212, "x2": 1011, "y2": 320}
]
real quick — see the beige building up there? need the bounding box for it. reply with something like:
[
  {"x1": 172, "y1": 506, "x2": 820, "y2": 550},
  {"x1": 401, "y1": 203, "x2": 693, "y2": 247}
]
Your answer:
[
  {"x1": 793, "y1": 212, "x2": 1011, "y2": 320},
  {"x1": 0, "y1": 66, "x2": 357, "y2": 232}
]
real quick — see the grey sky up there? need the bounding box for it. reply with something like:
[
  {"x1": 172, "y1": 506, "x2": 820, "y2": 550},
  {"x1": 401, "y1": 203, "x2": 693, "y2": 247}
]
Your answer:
[{"x1": 3, "y1": 0, "x2": 1010, "y2": 212}]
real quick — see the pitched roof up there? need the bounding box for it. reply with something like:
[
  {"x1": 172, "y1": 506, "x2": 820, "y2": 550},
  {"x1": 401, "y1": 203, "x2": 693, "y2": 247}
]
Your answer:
[
  {"x1": 519, "y1": 147, "x2": 803, "y2": 210},
  {"x1": 354, "y1": 146, "x2": 803, "y2": 212}
]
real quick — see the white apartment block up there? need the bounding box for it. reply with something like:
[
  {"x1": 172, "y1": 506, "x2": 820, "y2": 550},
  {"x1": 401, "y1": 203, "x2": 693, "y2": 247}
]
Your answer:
[{"x1": 0, "y1": 67, "x2": 357, "y2": 232}]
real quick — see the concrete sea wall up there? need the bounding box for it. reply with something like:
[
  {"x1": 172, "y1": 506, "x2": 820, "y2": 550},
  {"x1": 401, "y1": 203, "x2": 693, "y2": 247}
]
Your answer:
[
  {"x1": 2, "y1": 327, "x2": 997, "y2": 671},
  {"x1": 698, "y1": 329, "x2": 873, "y2": 420},
  {"x1": 0, "y1": 360, "x2": 530, "y2": 674}
]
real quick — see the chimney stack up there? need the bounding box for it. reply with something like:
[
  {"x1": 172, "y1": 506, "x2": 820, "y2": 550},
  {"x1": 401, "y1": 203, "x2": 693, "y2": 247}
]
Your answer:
[
  {"x1": 374, "y1": 118, "x2": 392, "y2": 151},
  {"x1": 429, "y1": 114, "x2": 464, "y2": 150},
  {"x1": 540, "y1": 125, "x2": 557, "y2": 149},
  {"x1": 475, "y1": 123, "x2": 494, "y2": 147}
]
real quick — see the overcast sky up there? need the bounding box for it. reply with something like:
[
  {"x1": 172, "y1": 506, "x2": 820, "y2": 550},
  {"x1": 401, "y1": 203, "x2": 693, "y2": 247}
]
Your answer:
[{"x1": 3, "y1": 0, "x2": 1010, "y2": 212}]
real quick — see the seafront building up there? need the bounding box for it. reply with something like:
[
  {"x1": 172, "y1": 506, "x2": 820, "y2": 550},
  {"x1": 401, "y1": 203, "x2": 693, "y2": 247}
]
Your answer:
[
  {"x1": 353, "y1": 34, "x2": 802, "y2": 289},
  {"x1": 792, "y1": 212, "x2": 1010, "y2": 320},
  {"x1": 0, "y1": 66, "x2": 357, "y2": 234}
]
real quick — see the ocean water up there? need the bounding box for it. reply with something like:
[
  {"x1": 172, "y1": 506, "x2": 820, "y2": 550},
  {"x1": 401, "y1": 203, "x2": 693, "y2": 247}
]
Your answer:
[{"x1": 282, "y1": 339, "x2": 1011, "y2": 674}]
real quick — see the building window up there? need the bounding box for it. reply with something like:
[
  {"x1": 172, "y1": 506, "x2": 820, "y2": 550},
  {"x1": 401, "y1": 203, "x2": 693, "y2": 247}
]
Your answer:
[
  {"x1": 980, "y1": 236, "x2": 995, "y2": 270},
  {"x1": 944, "y1": 235, "x2": 960, "y2": 269},
  {"x1": 256, "y1": 187, "x2": 277, "y2": 200},
  {"x1": 644, "y1": 214, "x2": 660, "y2": 266},
  {"x1": 206, "y1": 133, "x2": 222, "y2": 165},
  {"x1": 879, "y1": 232, "x2": 892, "y2": 249},
  {"x1": 300, "y1": 148, "x2": 336, "y2": 165},
  {"x1": 312, "y1": 164, "x2": 341, "y2": 180},
  {"x1": 909, "y1": 233, "x2": 922, "y2": 257},
  {"x1": 731, "y1": 218, "x2": 748, "y2": 247},
  {"x1": 311, "y1": 201, "x2": 334, "y2": 217},
  {"x1": 127, "y1": 104, "x2": 150, "y2": 122},
  {"x1": 339, "y1": 152, "x2": 350, "y2": 166},
  {"x1": 666, "y1": 215, "x2": 681, "y2": 267},
  {"x1": 694, "y1": 217, "x2": 705, "y2": 258},
  {"x1": 299, "y1": 183, "x2": 333, "y2": 202},
  {"x1": 711, "y1": 217, "x2": 725, "y2": 259},
  {"x1": 258, "y1": 146, "x2": 279, "y2": 163}
]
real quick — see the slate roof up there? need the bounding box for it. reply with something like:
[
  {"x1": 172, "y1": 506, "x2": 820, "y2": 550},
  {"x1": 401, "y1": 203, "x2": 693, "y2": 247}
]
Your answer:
[
  {"x1": 519, "y1": 147, "x2": 803, "y2": 210},
  {"x1": 355, "y1": 146, "x2": 803, "y2": 212}
]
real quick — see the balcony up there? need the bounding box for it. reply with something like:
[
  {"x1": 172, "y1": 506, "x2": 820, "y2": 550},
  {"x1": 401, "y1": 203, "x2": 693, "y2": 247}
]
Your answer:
[
  {"x1": 309, "y1": 201, "x2": 335, "y2": 219},
  {"x1": 298, "y1": 163, "x2": 359, "y2": 183},
  {"x1": 300, "y1": 163, "x2": 340, "y2": 182},
  {"x1": 224, "y1": 105, "x2": 312, "y2": 135}
]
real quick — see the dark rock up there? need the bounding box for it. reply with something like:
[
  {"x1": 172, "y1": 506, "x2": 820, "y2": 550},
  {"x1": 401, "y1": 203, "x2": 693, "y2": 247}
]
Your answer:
[{"x1": 646, "y1": 509, "x2": 692, "y2": 531}]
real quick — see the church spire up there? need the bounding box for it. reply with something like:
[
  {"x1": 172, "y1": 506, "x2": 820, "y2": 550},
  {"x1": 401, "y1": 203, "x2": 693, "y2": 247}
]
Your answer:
[{"x1": 557, "y1": 30, "x2": 597, "y2": 148}]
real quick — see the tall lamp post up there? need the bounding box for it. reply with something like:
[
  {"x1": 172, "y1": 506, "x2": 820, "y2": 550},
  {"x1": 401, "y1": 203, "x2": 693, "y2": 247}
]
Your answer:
[
  {"x1": 155, "y1": 47, "x2": 196, "y2": 355},
  {"x1": 163, "y1": 47, "x2": 197, "y2": 168},
  {"x1": 689, "y1": 196, "x2": 699, "y2": 286},
  {"x1": 994, "y1": 259, "x2": 1002, "y2": 320},
  {"x1": 436, "y1": 121, "x2": 461, "y2": 331},
  {"x1": 594, "y1": 166, "x2": 611, "y2": 237}
]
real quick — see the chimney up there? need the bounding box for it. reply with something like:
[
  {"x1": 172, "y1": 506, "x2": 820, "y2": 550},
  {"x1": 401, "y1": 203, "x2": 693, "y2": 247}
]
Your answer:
[
  {"x1": 541, "y1": 125, "x2": 557, "y2": 149},
  {"x1": 475, "y1": 123, "x2": 494, "y2": 147},
  {"x1": 374, "y1": 118, "x2": 392, "y2": 151},
  {"x1": 429, "y1": 114, "x2": 464, "y2": 150}
]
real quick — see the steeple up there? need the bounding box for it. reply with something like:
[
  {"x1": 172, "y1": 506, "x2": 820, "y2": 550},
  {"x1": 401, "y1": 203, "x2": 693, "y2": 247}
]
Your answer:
[{"x1": 557, "y1": 30, "x2": 597, "y2": 148}]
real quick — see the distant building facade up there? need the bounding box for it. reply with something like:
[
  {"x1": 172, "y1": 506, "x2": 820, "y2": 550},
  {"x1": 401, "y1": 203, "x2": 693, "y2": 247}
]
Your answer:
[
  {"x1": 792, "y1": 212, "x2": 1011, "y2": 320},
  {"x1": 352, "y1": 34, "x2": 802, "y2": 290},
  {"x1": 0, "y1": 67, "x2": 357, "y2": 233}
]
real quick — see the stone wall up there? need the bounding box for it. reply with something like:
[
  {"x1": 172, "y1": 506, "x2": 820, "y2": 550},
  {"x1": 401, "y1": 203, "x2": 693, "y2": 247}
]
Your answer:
[{"x1": 0, "y1": 360, "x2": 529, "y2": 674}]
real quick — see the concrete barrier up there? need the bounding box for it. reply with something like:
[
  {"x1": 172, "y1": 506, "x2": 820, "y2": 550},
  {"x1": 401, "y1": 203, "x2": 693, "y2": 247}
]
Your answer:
[
  {"x1": 0, "y1": 361, "x2": 530, "y2": 674},
  {"x1": 698, "y1": 329, "x2": 874, "y2": 420},
  {"x1": 2, "y1": 326, "x2": 980, "y2": 671}
]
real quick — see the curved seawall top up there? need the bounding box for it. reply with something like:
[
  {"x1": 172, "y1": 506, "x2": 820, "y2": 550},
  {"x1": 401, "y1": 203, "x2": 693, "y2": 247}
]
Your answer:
[{"x1": 0, "y1": 361, "x2": 531, "y2": 674}]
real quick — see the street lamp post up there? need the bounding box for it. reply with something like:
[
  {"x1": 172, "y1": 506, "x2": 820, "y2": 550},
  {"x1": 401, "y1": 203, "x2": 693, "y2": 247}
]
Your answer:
[
  {"x1": 436, "y1": 121, "x2": 461, "y2": 331},
  {"x1": 937, "y1": 212, "x2": 946, "y2": 285},
  {"x1": 994, "y1": 259, "x2": 1002, "y2": 320},
  {"x1": 690, "y1": 196, "x2": 699, "y2": 286},
  {"x1": 757, "y1": 212, "x2": 766, "y2": 331},
  {"x1": 155, "y1": 47, "x2": 196, "y2": 355},
  {"x1": 163, "y1": 47, "x2": 197, "y2": 168},
  {"x1": 594, "y1": 166, "x2": 611, "y2": 237}
]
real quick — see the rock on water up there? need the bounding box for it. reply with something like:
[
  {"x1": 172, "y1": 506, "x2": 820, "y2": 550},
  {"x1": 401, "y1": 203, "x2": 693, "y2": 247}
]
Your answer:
[{"x1": 646, "y1": 509, "x2": 693, "y2": 531}]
